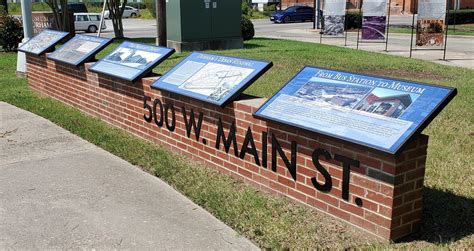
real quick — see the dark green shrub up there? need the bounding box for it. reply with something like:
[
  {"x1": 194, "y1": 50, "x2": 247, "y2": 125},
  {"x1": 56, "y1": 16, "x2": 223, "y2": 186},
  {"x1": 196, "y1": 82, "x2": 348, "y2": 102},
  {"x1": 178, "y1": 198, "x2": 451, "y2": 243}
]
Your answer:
[
  {"x1": 241, "y1": 0, "x2": 252, "y2": 17},
  {"x1": 447, "y1": 9, "x2": 474, "y2": 25},
  {"x1": 145, "y1": 0, "x2": 156, "y2": 18},
  {"x1": 345, "y1": 11, "x2": 361, "y2": 29},
  {"x1": 241, "y1": 15, "x2": 254, "y2": 41},
  {"x1": 0, "y1": 11, "x2": 23, "y2": 51},
  {"x1": 263, "y1": 4, "x2": 277, "y2": 12}
]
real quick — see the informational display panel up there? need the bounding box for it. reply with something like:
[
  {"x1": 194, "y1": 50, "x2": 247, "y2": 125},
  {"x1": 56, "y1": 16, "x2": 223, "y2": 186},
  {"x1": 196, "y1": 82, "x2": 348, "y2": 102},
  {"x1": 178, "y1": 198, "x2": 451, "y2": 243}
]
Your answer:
[
  {"x1": 255, "y1": 66, "x2": 456, "y2": 154},
  {"x1": 48, "y1": 35, "x2": 112, "y2": 66},
  {"x1": 362, "y1": 0, "x2": 388, "y2": 40},
  {"x1": 89, "y1": 41, "x2": 175, "y2": 81},
  {"x1": 416, "y1": 0, "x2": 447, "y2": 46},
  {"x1": 323, "y1": 0, "x2": 346, "y2": 36},
  {"x1": 151, "y1": 52, "x2": 272, "y2": 107},
  {"x1": 18, "y1": 29, "x2": 69, "y2": 55}
]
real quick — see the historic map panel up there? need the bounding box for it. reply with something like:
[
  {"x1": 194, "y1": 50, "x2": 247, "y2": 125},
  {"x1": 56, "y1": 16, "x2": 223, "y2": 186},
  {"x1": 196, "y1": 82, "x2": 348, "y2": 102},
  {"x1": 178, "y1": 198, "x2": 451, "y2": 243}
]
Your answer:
[
  {"x1": 89, "y1": 41, "x2": 175, "y2": 81},
  {"x1": 18, "y1": 29, "x2": 69, "y2": 55},
  {"x1": 362, "y1": 0, "x2": 388, "y2": 40},
  {"x1": 255, "y1": 66, "x2": 456, "y2": 154},
  {"x1": 151, "y1": 52, "x2": 272, "y2": 107},
  {"x1": 416, "y1": 0, "x2": 447, "y2": 46},
  {"x1": 323, "y1": 0, "x2": 346, "y2": 36},
  {"x1": 48, "y1": 35, "x2": 112, "y2": 66}
]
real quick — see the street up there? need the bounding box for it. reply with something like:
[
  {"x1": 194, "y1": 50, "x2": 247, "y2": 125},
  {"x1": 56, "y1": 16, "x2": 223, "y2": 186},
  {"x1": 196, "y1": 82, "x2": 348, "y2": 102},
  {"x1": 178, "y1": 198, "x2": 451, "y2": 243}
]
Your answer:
[{"x1": 97, "y1": 18, "x2": 474, "y2": 68}]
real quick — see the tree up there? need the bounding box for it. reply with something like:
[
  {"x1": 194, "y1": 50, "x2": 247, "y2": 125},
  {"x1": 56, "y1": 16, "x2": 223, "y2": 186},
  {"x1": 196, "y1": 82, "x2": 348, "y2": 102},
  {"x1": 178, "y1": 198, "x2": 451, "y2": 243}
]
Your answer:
[
  {"x1": 156, "y1": 0, "x2": 166, "y2": 46},
  {"x1": 44, "y1": 0, "x2": 71, "y2": 32},
  {"x1": 107, "y1": 0, "x2": 127, "y2": 38}
]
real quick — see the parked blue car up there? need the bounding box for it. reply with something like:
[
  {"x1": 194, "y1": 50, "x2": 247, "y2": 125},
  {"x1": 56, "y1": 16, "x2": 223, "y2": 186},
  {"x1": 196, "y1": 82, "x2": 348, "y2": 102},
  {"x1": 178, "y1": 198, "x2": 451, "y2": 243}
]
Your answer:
[{"x1": 270, "y1": 6, "x2": 315, "y2": 23}]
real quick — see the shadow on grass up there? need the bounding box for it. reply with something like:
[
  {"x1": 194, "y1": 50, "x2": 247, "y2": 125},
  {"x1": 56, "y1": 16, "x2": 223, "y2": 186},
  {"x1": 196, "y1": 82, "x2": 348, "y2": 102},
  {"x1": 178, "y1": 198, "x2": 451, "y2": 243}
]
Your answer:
[{"x1": 398, "y1": 187, "x2": 474, "y2": 244}]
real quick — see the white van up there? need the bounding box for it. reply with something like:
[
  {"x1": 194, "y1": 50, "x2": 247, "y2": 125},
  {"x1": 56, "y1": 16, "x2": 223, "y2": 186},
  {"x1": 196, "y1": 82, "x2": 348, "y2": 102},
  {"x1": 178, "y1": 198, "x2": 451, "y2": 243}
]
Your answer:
[{"x1": 74, "y1": 13, "x2": 107, "y2": 33}]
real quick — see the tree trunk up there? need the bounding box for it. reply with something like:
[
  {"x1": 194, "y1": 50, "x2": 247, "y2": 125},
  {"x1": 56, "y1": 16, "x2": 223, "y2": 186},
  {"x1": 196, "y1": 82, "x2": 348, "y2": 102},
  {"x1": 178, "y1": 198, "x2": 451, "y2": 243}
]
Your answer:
[
  {"x1": 108, "y1": 0, "x2": 126, "y2": 39},
  {"x1": 156, "y1": 0, "x2": 166, "y2": 46}
]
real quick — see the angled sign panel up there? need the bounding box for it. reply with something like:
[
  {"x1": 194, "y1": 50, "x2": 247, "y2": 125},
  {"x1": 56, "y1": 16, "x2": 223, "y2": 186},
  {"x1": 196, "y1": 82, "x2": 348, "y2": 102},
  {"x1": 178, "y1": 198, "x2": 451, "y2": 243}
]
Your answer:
[
  {"x1": 255, "y1": 66, "x2": 456, "y2": 154},
  {"x1": 89, "y1": 41, "x2": 175, "y2": 82},
  {"x1": 18, "y1": 29, "x2": 69, "y2": 55},
  {"x1": 48, "y1": 34, "x2": 112, "y2": 66},
  {"x1": 151, "y1": 52, "x2": 272, "y2": 107}
]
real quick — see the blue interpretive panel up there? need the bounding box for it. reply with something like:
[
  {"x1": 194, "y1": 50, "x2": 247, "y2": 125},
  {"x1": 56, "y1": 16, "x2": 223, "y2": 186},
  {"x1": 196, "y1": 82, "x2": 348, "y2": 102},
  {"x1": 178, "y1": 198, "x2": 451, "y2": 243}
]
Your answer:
[
  {"x1": 18, "y1": 29, "x2": 69, "y2": 55},
  {"x1": 48, "y1": 34, "x2": 112, "y2": 66},
  {"x1": 255, "y1": 66, "x2": 456, "y2": 154},
  {"x1": 89, "y1": 41, "x2": 175, "y2": 81},
  {"x1": 151, "y1": 52, "x2": 272, "y2": 107}
]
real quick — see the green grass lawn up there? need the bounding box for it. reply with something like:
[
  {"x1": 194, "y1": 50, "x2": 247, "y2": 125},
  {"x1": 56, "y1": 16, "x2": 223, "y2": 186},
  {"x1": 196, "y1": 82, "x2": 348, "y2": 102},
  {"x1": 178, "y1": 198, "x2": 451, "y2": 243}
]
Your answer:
[
  {"x1": 389, "y1": 23, "x2": 474, "y2": 36},
  {"x1": 1, "y1": 38, "x2": 473, "y2": 249}
]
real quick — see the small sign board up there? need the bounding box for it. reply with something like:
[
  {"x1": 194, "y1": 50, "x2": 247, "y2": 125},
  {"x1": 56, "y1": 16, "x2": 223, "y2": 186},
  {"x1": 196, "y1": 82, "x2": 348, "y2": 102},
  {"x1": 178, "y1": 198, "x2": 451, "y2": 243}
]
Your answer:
[
  {"x1": 254, "y1": 66, "x2": 456, "y2": 154},
  {"x1": 47, "y1": 35, "x2": 112, "y2": 66},
  {"x1": 18, "y1": 29, "x2": 69, "y2": 56},
  {"x1": 89, "y1": 41, "x2": 175, "y2": 82},
  {"x1": 151, "y1": 52, "x2": 272, "y2": 107}
]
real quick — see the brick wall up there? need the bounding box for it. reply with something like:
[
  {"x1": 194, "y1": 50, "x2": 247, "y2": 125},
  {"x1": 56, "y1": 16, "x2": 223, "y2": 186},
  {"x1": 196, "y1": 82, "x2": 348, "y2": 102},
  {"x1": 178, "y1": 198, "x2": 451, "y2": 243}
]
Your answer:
[{"x1": 26, "y1": 54, "x2": 429, "y2": 240}]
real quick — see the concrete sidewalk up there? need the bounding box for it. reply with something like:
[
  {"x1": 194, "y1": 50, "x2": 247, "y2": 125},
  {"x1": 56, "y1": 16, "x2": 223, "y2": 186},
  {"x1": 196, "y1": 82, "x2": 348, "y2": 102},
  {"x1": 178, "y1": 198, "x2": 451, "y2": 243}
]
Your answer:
[{"x1": 0, "y1": 102, "x2": 258, "y2": 250}]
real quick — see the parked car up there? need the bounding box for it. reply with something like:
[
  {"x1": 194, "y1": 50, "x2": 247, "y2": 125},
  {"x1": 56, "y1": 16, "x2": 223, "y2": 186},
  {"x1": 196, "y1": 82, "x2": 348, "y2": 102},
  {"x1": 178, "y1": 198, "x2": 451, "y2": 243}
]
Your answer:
[
  {"x1": 270, "y1": 6, "x2": 314, "y2": 23},
  {"x1": 103, "y1": 6, "x2": 140, "y2": 19},
  {"x1": 74, "y1": 13, "x2": 106, "y2": 33}
]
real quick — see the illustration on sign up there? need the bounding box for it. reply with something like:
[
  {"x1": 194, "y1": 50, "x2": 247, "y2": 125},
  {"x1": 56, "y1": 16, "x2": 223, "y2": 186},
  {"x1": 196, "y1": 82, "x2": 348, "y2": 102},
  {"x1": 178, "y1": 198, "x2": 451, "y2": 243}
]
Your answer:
[
  {"x1": 361, "y1": 0, "x2": 388, "y2": 40},
  {"x1": 48, "y1": 35, "x2": 112, "y2": 66},
  {"x1": 18, "y1": 29, "x2": 69, "y2": 55},
  {"x1": 89, "y1": 41, "x2": 175, "y2": 81},
  {"x1": 323, "y1": 0, "x2": 346, "y2": 36},
  {"x1": 151, "y1": 52, "x2": 272, "y2": 107},
  {"x1": 255, "y1": 66, "x2": 456, "y2": 154},
  {"x1": 416, "y1": 0, "x2": 446, "y2": 46}
]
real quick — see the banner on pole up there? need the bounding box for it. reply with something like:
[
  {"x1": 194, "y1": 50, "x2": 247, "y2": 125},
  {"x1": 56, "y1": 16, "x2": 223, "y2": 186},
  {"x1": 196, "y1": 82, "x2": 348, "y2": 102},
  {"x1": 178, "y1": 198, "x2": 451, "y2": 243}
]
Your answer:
[
  {"x1": 362, "y1": 0, "x2": 388, "y2": 40},
  {"x1": 323, "y1": 0, "x2": 346, "y2": 36},
  {"x1": 416, "y1": 0, "x2": 447, "y2": 46}
]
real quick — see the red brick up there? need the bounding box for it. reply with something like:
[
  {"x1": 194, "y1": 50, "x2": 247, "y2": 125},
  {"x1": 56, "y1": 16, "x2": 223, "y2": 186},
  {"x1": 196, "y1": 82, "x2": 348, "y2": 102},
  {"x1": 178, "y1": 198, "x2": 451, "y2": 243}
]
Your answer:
[
  {"x1": 365, "y1": 211, "x2": 391, "y2": 228},
  {"x1": 277, "y1": 175, "x2": 295, "y2": 188},
  {"x1": 392, "y1": 203, "x2": 413, "y2": 217},
  {"x1": 317, "y1": 192, "x2": 339, "y2": 207},
  {"x1": 307, "y1": 197, "x2": 328, "y2": 212},
  {"x1": 339, "y1": 200, "x2": 363, "y2": 216},
  {"x1": 296, "y1": 183, "x2": 316, "y2": 197},
  {"x1": 328, "y1": 205, "x2": 351, "y2": 221},
  {"x1": 350, "y1": 215, "x2": 376, "y2": 233},
  {"x1": 401, "y1": 209, "x2": 422, "y2": 224},
  {"x1": 288, "y1": 188, "x2": 307, "y2": 202},
  {"x1": 390, "y1": 224, "x2": 412, "y2": 240}
]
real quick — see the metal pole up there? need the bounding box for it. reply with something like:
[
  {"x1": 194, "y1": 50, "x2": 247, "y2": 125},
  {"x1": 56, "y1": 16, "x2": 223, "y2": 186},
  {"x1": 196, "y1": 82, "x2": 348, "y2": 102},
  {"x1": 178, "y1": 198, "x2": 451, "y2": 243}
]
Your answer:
[
  {"x1": 385, "y1": 0, "x2": 391, "y2": 51},
  {"x1": 409, "y1": 0, "x2": 416, "y2": 58},
  {"x1": 313, "y1": 0, "x2": 316, "y2": 29},
  {"x1": 98, "y1": 0, "x2": 107, "y2": 37},
  {"x1": 452, "y1": 1, "x2": 457, "y2": 32},
  {"x1": 20, "y1": 0, "x2": 33, "y2": 40},
  {"x1": 344, "y1": 9, "x2": 348, "y2": 46},
  {"x1": 443, "y1": 0, "x2": 449, "y2": 60},
  {"x1": 316, "y1": 0, "x2": 321, "y2": 29},
  {"x1": 356, "y1": 6, "x2": 361, "y2": 49},
  {"x1": 16, "y1": 0, "x2": 33, "y2": 75}
]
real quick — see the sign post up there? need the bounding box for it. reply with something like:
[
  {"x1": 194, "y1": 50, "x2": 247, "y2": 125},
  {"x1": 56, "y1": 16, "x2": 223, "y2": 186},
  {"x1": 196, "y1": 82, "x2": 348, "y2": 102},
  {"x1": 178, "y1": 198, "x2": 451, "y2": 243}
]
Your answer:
[{"x1": 16, "y1": 0, "x2": 34, "y2": 75}]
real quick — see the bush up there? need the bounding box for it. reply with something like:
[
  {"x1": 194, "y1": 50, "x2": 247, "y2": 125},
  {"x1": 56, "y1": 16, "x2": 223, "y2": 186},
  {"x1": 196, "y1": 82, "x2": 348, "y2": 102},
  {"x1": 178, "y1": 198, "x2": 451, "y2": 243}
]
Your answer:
[
  {"x1": 241, "y1": 15, "x2": 254, "y2": 41},
  {"x1": 241, "y1": 0, "x2": 252, "y2": 17},
  {"x1": 263, "y1": 4, "x2": 277, "y2": 13},
  {"x1": 345, "y1": 11, "x2": 361, "y2": 29},
  {"x1": 0, "y1": 11, "x2": 23, "y2": 51},
  {"x1": 447, "y1": 9, "x2": 474, "y2": 25}
]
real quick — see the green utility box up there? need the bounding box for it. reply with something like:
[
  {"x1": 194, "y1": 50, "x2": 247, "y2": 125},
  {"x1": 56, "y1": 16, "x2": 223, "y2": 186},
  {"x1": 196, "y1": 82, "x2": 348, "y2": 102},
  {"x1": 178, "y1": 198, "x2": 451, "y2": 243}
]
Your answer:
[{"x1": 166, "y1": 0, "x2": 243, "y2": 52}]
